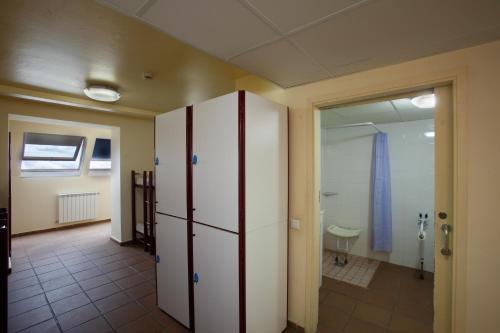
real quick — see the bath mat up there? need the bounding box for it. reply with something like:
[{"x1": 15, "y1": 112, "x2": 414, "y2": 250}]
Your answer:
[{"x1": 322, "y1": 250, "x2": 380, "y2": 288}]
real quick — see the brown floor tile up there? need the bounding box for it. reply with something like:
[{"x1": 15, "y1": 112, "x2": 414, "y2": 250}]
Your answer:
[
  {"x1": 18, "y1": 318, "x2": 60, "y2": 333},
  {"x1": 34, "y1": 262, "x2": 65, "y2": 275},
  {"x1": 79, "y1": 274, "x2": 112, "y2": 291},
  {"x1": 94, "y1": 292, "x2": 133, "y2": 313},
  {"x1": 56, "y1": 303, "x2": 100, "y2": 331},
  {"x1": 8, "y1": 269, "x2": 36, "y2": 282},
  {"x1": 9, "y1": 284, "x2": 44, "y2": 304},
  {"x1": 106, "y1": 267, "x2": 137, "y2": 281},
  {"x1": 360, "y1": 289, "x2": 397, "y2": 310},
  {"x1": 322, "y1": 291, "x2": 358, "y2": 314},
  {"x1": 45, "y1": 284, "x2": 83, "y2": 303},
  {"x1": 11, "y1": 262, "x2": 32, "y2": 274},
  {"x1": 66, "y1": 261, "x2": 96, "y2": 274},
  {"x1": 343, "y1": 317, "x2": 387, "y2": 333},
  {"x1": 150, "y1": 309, "x2": 188, "y2": 332},
  {"x1": 115, "y1": 274, "x2": 147, "y2": 290},
  {"x1": 86, "y1": 282, "x2": 121, "y2": 301},
  {"x1": 318, "y1": 304, "x2": 350, "y2": 332},
  {"x1": 394, "y1": 302, "x2": 434, "y2": 326},
  {"x1": 352, "y1": 302, "x2": 391, "y2": 328},
  {"x1": 65, "y1": 316, "x2": 112, "y2": 333},
  {"x1": 8, "y1": 304, "x2": 53, "y2": 333},
  {"x1": 389, "y1": 313, "x2": 433, "y2": 333},
  {"x1": 10, "y1": 276, "x2": 40, "y2": 291},
  {"x1": 104, "y1": 302, "x2": 148, "y2": 329},
  {"x1": 98, "y1": 261, "x2": 128, "y2": 274},
  {"x1": 61, "y1": 256, "x2": 90, "y2": 267},
  {"x1": 30, "y1": 256, "x2": 60, "y2": 268},
  {"x1": 8, "y1": 294, "x2": 47, "y2": 318},
  {"x1": 140, "y1": 268, "x2": 156, "y2": 281},
  {"x1": 41, "y1": 275, "x2": 76, "y2": 292},
  {"x1": 138, "y1": 293, "x2": 157, "y2": 311},
  {"x1": 124, "y1": 281, "x2": 156, "y2": 300},
  {"x1": 50, "y1": 292, "x2": 91, "y2": 315},
  {"x1": 117, "y1": 314, "x2": 163, "y2": 333},
  {"x1": 73, "y1": 267, "x2": 103, "y2": 281},
  {"x1": 37, "y1": 268, "x2": 71, "y2": 283}
]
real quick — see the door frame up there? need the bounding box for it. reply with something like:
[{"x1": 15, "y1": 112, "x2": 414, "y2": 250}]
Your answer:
[{"x1": 306, "y1": 73, "x2": 467, "y2": 333}]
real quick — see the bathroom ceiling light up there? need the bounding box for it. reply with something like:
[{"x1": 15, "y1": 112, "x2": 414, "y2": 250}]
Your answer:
[
  {"x1": 424, "y1": 131, "x2": 435, "y2": 138},
  {"x1": 84, "y1": 86, "x2": 120, "y2": 102},
  {"x1": 411, "y1": 93, "x2": 436, "y2": 109}
]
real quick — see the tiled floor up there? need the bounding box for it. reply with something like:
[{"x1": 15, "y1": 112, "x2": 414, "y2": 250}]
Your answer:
[
  {"x1": 323, "y1": 250, "x2": 380, "y2": 288},
  {"x1": 318, "y1": 262, "x2": 434, "y2": 333},
  {"x1": 8, "y1": 222, "x2": 188, "y2": 333}
]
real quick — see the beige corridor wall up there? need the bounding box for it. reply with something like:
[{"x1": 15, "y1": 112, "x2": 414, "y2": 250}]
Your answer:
[
  {"x1": 238, "y1": 40, "x2": 500, "y2": 332},
  {"x1": 0, "y1": 98, "x2": 154, "y2": 242},
  {"x1": 10, "y1": 120, "x2": 112, "y2": 234}
]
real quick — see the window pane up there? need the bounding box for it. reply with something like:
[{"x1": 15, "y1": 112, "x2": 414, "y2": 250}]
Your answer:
[
  {"x1": 21, "y1": 145, "x2": 83, "y2": 171},
  {"x1": 24, "y1": 144, "x2": 77, "y2": 159},
  {"x1": 91, "y1": 138, "x2": 111, "y2": 160},
  {"x1": 89, "y1": 160, "x2": 111, "y2": 170}
]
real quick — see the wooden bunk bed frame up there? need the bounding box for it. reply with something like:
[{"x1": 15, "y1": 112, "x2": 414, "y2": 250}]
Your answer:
[{"x1": 131, "y1": 170, "x2": 155, "y2": 254}]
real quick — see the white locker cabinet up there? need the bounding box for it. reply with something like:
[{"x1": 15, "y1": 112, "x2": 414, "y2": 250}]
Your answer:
[
  {"x1": 192, "y1": 93, "x2": 239, "y2": 232},
  {"x1": 156, "y1": 214, "x2": 190, "y2": 327},
  {"x1": 155, "y1": 107, "x2": 187, "y2": 219},
  {"x1": 193, "y1": 223, "x2": 239, "y2": 333},
  {"x1": 155, "y1": 91, "x2": 288, "y2": 333}
]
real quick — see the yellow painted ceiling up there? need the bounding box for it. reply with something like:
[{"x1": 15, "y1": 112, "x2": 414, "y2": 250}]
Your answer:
[{"x1": 0, "y1": 0, "x2": 247, "y2": 113}]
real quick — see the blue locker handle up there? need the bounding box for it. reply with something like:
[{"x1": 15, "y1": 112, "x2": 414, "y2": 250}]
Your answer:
[
  {"x1": 155, "y1": 255, "x2": 160, "y2": 263},
  {"x1": 192, "y1": 154, "x2": 198, "y2": 165},
  {"x1": 193, "y1": 273, "x2": 199, "y2": 284},
  {"x1": 155, "y1": 157, "x2": 159, "y2": 165}
]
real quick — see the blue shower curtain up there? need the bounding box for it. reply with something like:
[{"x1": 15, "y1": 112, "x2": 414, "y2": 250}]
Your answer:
[{"x1": 371, "y1": 132, "x2": 392, "y2": 252}]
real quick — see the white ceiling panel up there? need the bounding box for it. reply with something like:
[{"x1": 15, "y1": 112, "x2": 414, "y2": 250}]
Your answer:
[
  {"x1": 245, "y1": 0, "x2": 362, "y2": 33},
  {"x1": 96, "y1": 0, "x2": 149, "y2": 16},
  {"x1": 291, "y1": 0, "x2": 500, "y2": 76},
  {"x1": 138, "y1": 0, "x2": 280, "y2": 59},
  {"x1": 230, "y1": 39, "x2": 330, "y2": 87},
  {"x1": 321, "y1": 95, "x2": 435, "y2": 128}
]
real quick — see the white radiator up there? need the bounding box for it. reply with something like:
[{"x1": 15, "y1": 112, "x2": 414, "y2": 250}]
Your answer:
[{"x1": 58, "y1": 192, "x2": 99, "y2": 224}]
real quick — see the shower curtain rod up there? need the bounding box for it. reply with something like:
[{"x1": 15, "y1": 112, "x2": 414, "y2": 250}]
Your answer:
[{"x1": 325, "y1": 122, "x2": 383, "y2": 133}]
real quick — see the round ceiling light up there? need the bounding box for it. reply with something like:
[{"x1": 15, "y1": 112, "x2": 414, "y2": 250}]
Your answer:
[
  {"x1": 84, "y1": 86, "x2": 121, "y2": 102},
  {"x1": 411, "y1": 93, "x2": 435, "y2": 109}
]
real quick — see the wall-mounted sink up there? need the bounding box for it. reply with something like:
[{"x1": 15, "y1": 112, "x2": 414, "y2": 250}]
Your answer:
[{"x1": 327, "y1": 225, "x2": 361, "y2": 238}]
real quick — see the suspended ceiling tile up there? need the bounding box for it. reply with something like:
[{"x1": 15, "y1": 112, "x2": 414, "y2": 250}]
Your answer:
[
  {"x1": 332, "y1": 101, "x2": 394, "y2": 117},
  {"x1": 245, "y1": 0, "x2": 362, "y2": 34},
  {"x1": 138, "y1": 0, "x2": 280, "y2": 60},
  {"x1": 392, "y1": 98, "x2": 435, "y2": 122},
  {"x1": 291, "y1": 0, "x2": 500, "y2": 76},
  {"x1": 321, "y1": 111, "x2": 349, "y2": 128},
  {"x1": 96, "y1": 0, "x2": 148, "y2": 16},
  {"x1": 230, "y1": 39, "x2": 330, "y2": 87}
]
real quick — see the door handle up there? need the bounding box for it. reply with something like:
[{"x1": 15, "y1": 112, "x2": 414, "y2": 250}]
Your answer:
[{"x1": 441, "y1": 224, "x2": 452, "y2": 256}]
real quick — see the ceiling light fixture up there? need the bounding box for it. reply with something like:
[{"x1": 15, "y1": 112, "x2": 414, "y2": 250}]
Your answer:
[
  {"x1": 411, "y1": 93, "x2": 435, "y2": 109},
  {"x1": 424, "y1": 131, "x2": 435, "y2": 138},
  {"x1": 84, "y1": 86, "x2": 121, "y2": 102}
]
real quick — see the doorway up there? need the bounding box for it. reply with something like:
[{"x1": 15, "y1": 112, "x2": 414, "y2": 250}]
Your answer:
[{"x1": 314, "y1": 86, "x2": 453, "y2": 333}]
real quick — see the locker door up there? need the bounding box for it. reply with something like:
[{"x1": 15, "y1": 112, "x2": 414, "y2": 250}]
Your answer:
[
  {"x1": 155, "y1": 107, "x2": 187, "y2": 218},
  {"x1": 156, "y1": 214, "x2": 190, "y2": 327},
  {"x1": 193, "y1": 223, "x2": 239, "y2": 333},
  {"x1": 192, "y1": 93, "x2": 239, "y2": 232}
]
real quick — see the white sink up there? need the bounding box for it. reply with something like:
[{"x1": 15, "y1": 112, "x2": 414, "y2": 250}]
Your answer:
[{"x1": 327, "y1": 225, "x2": 361, "y2": 238}]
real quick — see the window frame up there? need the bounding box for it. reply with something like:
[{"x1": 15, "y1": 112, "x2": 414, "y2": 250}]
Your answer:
[
  {"x1": 89, "y1": 138, "x2": 111, "y2": 171},
  {"x1": 20, "y1": 133, "x2": 87, "y2": 173}
]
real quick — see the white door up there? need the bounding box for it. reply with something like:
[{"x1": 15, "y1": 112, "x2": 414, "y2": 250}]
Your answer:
[
  {"x1": 192, "y1": 93, "x2": 239, "y2": 232},
  {"x1": 193, "y1": 223, "x2": 239, "y2": 333},
  {"x1": 156, "y1": 214, "x2": 190, "y2": 328},
  {"x1": 155, "y1": 108, "x2": 187, "y2": 218}
]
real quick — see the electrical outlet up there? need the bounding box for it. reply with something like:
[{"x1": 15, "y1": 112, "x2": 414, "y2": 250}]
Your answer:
[{"x1": 290, "y1": 219, "x2": 300, "y2": 230}]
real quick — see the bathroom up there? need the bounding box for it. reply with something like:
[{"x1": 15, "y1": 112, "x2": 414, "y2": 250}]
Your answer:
[{"x1": 318, "y1": 92, "x2": 436, "y2": 332}]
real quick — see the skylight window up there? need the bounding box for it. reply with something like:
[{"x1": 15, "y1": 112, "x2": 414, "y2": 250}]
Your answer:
[
  {"x1": 21, "y1": 133, "x2": 86, "y2": 171},
  {"x1": 89, "y1": 138, "x2": 111, "y2": 170}
]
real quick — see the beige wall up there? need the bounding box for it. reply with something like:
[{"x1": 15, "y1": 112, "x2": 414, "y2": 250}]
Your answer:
[
  {"x1": 238, "y1": 40, "x2": 500, "y2": 332},
  {"x1": 0, "y1": 97, "x2": 154, "y2": 242},
  {"x1": 9, "y1": 120, "x2": 111, "y2": 234}
]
